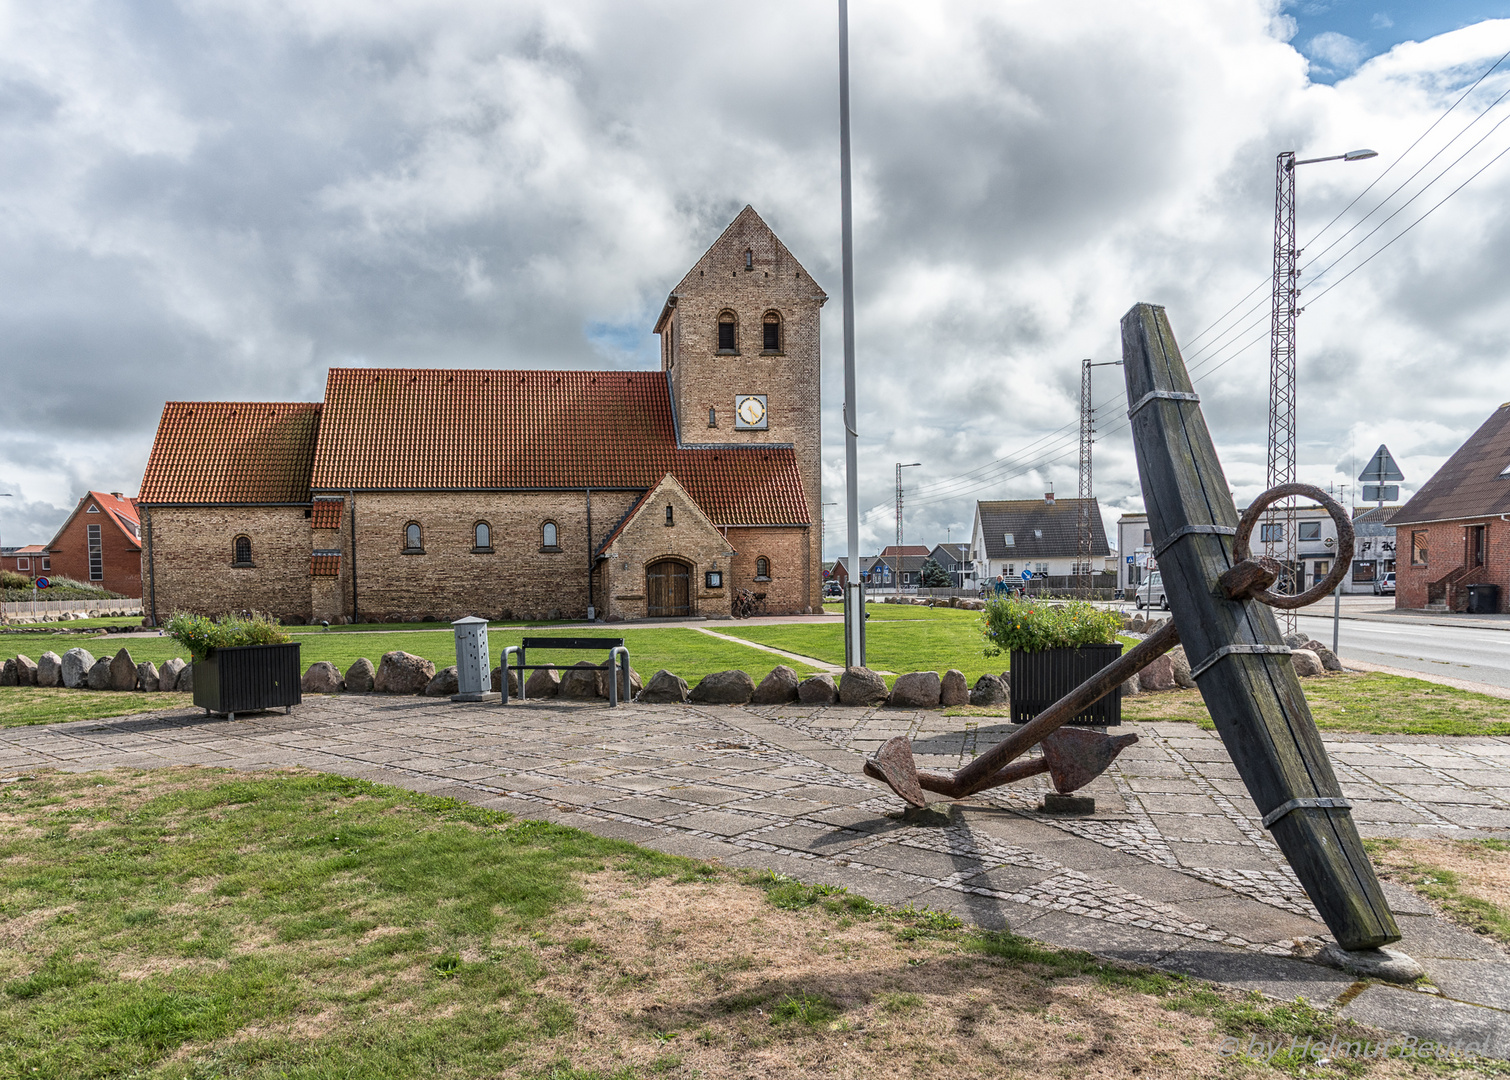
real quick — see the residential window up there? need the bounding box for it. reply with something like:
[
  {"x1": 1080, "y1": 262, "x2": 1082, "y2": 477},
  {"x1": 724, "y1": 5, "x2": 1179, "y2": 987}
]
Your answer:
[
  {"x1": 1034, "y1": 562, "x2": 1049, "y2": 576},
  {"x1": 762, "y1": 311, "x2": 781, "y2": 352},
  {"x1": 1142, "y1": 529, "x2": 1152, "y2": 546},
  {"x1": 87, "y1": 524, "x2": 103, "y2": 580},
  {"x1": 473, "y1": 521, "x2": 491, "y2": 551},
  {"x1": 1260, "y1": 523, "x2": 1283, "y2": 543},
  {"x1": 541, "y1": 521, "x2": 558, "y2": 549},
  {"x1": 404, "y1": 522, "x2": 423, "y2": 552},
  {"x1": 1004, "y1": 564, "x2": 1015, "y2": 577},
  {"x1": 1411, "y1": 530, "x2": 1428, "y2": 567},
  {"x1": 41, "y1": 558, "x2": 49, "y2": 571},
  {"x1": 1298, "y1": 521, "x2": 1321, "y2": 541},
  {"x1": 1003, "y1": 533, "x2": 1015, "y2": 547},
  {"x1": 755, "y1": 556, "x2": 771, "y2": 580},
  {"x1": 16, "y1": 558, "x2": 28, "y2": 571},
  {"x1": 717, "y1": 311, "x2": 737, "y2": 353}
]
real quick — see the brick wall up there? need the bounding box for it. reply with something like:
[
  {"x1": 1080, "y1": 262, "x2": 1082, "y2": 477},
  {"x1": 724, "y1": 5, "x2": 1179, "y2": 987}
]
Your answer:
[
  {"x1": 48, "y1": 506, "x2": 142, "y2": 597},
  {"x1": 348, "y1": 490, "x2": 637, "y2": 622},
  {"x1": 724, "y1": 526, "x2": 813, "y2": 615},
  {"x1": 602, "y1": 478, "x2": 735, "y2": 620},
  {"x1": 661, "y1": 211, "x2": 825, "y2": 613},
  {"x1": 144, "y1": 506, "x2": 311, "y2": 621},
  {"x1": 1395, "y1": 518, "x2": 1510, "y2": 612}
]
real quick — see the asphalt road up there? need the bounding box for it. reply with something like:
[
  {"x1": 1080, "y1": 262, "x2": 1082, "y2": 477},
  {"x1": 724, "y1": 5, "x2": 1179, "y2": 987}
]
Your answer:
[{"x1": 1295, "y1": 610, "x2": 1510, "y2": 689}]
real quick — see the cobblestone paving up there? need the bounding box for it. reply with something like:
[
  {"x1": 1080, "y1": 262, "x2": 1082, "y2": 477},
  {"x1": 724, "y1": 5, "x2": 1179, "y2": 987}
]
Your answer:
[{"x1": 2, "y1": 696, "x2": 1508, "y2": 1054}]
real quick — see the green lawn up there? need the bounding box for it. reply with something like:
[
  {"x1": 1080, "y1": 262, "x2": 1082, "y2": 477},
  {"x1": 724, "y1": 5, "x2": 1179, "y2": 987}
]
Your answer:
[
  {"x1": 0, "y1": 688, "x2": 194, "y2": 728},
  {"x1": 1119, "y1": 671, "x2": 1510, "y2": 737}
]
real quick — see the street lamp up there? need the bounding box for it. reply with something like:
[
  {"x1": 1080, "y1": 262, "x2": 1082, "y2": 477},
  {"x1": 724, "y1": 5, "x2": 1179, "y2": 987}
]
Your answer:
[
  {"x1": 1266, "y1": 147, "x2": 1377, "y2": 633},
  {"x1": 895, "y1": 462, "x2": 920, "y2": 595}
]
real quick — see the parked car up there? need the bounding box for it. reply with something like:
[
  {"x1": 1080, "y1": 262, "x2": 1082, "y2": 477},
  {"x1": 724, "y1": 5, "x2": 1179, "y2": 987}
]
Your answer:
[
  {"x1": 1135, "y1": 570, "x2": 1168, "y2": 611},
  {"x1": 1373, "y1": 572, "x2": 1395, "y2": 596},
  {"x1": 822, "y1": 581, "x2": 842, "y2": 599}
]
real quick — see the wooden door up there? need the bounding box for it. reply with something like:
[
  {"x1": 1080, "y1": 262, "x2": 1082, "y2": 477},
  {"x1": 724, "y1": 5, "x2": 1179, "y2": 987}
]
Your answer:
[{"x1": 647, "y1": 560, "x2": 692, "y2": 617}]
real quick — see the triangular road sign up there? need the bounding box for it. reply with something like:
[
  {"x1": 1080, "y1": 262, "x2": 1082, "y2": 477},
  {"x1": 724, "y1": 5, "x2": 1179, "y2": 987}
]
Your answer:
[{"x1": 1358, "y1": 444, "x2": 1404, "y2": 484}]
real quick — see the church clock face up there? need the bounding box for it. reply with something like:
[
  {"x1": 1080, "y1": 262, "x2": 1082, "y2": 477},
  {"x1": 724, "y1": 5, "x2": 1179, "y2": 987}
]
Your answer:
[{"x1": 734, "y1": 394, "x2": 768, "y2": 431}]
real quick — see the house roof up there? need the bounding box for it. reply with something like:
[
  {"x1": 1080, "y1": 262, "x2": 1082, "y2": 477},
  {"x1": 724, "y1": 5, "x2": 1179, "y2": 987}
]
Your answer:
[
  {"x1": 929, "y1": 543, "x2": 968, "y2": 565},
  {"x1": 1352, "y1": 505, "x2": 1398, "y2": 535},
  {"x1": 1393, "y1": 405, "x2": 1510, "y2": 526},
  {"x1": 46, "y1": 490, "x2": 143, "y2": 552},
  {"x1": 308, "y1": 368, "x2": 809, "y2": 526},
  {"x1": 975, "y1": 498, "x2": 1110, "y2": 560},
  {"x1": 879, "y1": 545, "x2": 929, "y2": 559},
  {"x1": 139, "y1": 402, "x2": 323, "y2": 505}
]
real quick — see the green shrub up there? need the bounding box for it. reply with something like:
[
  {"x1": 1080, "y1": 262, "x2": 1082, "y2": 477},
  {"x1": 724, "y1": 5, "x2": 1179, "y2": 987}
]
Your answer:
[
  {"x1": 982, "y1": 597, "x2": 1123, "y2": 656},
  {"x1": 164, "y1": 611, "x2": 291, "y2": 660},
  {"x1": 1, "y1": 574, "x2": 127, "y2": 602}
]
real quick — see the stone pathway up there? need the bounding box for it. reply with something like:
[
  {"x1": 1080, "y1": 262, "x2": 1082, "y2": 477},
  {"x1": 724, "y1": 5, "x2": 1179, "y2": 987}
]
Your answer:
[{"x1": 2, "y1": 697, "x2": 1508, "y2": 1055}]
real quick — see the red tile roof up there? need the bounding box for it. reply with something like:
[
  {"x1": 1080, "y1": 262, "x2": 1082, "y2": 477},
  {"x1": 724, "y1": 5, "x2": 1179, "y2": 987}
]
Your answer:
[
  {"x1": 139, "y1": 403, "x2": 322, "y2": 504},
  {"x1": 310, "y1": 369, "x2": 809, "y2": 526},
  {"x1": 311, "y1": 498, "x2": 344, "y2": 529},
  {"x1": 309, "y1": 552, "x2": 342, "y2": 576}
]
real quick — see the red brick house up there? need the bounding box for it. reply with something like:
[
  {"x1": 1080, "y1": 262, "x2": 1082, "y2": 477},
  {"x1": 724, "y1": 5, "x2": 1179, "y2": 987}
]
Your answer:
[
  {"x1": 0, "y1": 545, "x2": 50, "y2": 579},
  {"x1": 1392, "y1": 403, "x2": 1510, "y2": 612},
  {"x1": 40, "y1": 491, "x2": 142, "y2": 597},
  {"x1": 137, "y1": 207, "x2": 825, "y2": 624}
]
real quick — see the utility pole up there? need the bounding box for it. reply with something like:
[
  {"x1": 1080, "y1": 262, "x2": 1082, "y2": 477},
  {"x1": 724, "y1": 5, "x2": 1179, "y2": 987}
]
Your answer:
[
  {"x1": 895, "y1": 462, "x2": 920, "y2": 595},
  {"x1": 1266, "y1": 147, "x2": 1376, "y2": 634},
  {"x1": 1078, "y1": 361, "x2": 1121, "y2": 600},
  {"x1": 838, "y1": 0, "x2": 864, "y2": 666}
]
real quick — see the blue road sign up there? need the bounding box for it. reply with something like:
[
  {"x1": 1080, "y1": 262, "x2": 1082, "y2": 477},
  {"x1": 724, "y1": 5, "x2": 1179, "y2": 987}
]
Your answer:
[
  {"x1": 34, "y1": 577, "x2": 49, "y2": 589},
  {"x1": 1021, "y1": 569, "x2": 1031, "y2": 581}
]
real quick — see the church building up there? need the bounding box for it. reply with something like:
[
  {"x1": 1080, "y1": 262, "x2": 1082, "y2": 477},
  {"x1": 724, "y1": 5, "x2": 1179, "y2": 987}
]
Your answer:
[{"x1": 136, "y1": 207, "x2": 826, "y2": 624}]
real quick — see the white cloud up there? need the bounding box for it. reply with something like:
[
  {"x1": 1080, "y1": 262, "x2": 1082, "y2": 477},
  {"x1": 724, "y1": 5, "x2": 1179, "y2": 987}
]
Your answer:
[{"x1": 0, "y1": 2, "x2": 1508, "y2": 562}]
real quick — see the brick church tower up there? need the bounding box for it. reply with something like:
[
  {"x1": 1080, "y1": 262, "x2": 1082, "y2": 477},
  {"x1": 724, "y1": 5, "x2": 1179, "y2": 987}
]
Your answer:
[{"x1": 654, "y1": 206, "x2": 827, "y2": 569}]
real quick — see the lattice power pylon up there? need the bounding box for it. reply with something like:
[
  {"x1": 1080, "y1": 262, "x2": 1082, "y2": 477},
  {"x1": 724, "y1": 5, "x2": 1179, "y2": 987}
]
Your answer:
[
  {"x1": 1267, "y1": 151, "x2": 1299, "y2": 635},
  {"x1": 1078, "y1": 359, "x2": 1094, "y2": 598}
]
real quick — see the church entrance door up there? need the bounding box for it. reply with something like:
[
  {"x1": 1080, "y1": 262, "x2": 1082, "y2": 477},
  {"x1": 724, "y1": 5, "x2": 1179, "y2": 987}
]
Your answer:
[{"x1": 646, "y1": 559, "x2": 692, "y2": 618}]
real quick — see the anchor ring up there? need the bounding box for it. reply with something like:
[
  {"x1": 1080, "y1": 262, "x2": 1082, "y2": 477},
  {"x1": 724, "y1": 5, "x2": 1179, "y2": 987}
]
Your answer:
[{"x1": 1232, "y1": 483, "x2": 1355, "y2": 610}]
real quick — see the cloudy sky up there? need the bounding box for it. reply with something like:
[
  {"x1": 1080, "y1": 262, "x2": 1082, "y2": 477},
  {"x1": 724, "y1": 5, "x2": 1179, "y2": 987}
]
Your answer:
[{"x1": 3, "y1": 1, "x2": 1510, "y2": 562}]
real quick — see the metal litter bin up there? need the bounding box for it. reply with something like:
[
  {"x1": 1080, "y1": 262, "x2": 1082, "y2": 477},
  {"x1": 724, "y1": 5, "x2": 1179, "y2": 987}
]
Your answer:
[{"x1": 1466, "y1": 584, "x2": 1500, "y2": 614}]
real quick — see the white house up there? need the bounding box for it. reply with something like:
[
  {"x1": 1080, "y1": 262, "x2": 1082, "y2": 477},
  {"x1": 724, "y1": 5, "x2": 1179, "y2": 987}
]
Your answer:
[{"x1": 969, "y1": 493, "x2": 1111, "y2": 587}]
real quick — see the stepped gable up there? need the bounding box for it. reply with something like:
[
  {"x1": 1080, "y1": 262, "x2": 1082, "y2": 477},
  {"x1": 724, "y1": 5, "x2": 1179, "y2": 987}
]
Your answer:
[
  {"x1": 139, "y1": 402, "x2": 322, "y2": 504},
  {"x1": 309, "y1": 368, "x2": 809, "y2": 526}
]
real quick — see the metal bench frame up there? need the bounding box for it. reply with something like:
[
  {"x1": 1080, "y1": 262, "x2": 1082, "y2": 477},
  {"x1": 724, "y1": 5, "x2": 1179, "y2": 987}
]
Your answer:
[{"x1": 501, "y1": 636, "x2": 633, "y2": 706}]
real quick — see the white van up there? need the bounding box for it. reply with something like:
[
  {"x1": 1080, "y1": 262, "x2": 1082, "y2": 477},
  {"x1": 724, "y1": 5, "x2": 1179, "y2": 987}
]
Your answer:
[{"x1": 1135, "y1": 570, "x2": 1168, "y2": 611}]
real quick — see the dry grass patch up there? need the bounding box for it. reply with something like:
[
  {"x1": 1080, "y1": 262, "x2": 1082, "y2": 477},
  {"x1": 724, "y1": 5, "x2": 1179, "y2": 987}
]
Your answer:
[{"x1": 1365, "y1": 837, "x2": 1510, "y2": 947}]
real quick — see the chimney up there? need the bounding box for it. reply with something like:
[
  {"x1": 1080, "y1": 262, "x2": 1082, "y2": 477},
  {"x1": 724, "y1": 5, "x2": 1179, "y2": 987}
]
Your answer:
[
  {"x1": 111, "y1": 492, "x2": 123, "y2": 499},
  {"x1": 1044, "y1": 491, "x2": 1055, "y2": 506}
]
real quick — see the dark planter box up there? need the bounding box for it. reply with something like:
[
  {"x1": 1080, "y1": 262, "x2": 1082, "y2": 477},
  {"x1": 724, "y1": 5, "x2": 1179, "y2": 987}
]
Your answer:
[
  {"x1": 1009, "y1": 643, "x2": 1122, "y2": 726},
  {"x1": 193, "y1": 642, "x2": 302, "y2": 717}
]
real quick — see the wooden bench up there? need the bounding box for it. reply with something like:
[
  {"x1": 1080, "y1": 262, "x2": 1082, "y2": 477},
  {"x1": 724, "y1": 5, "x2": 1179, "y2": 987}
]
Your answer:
[{"x1": 501, "y1": 636, "x2": 633, "y2": 706}]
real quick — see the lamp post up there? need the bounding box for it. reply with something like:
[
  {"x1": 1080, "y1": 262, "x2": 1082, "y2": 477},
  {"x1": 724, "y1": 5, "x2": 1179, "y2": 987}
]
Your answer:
[
  {"x1": 1267, "y1": 147, "x2": 1377, "y2": 634},
  {"x1": 839, "y1": 0, "x2": 864, "y2": 666},
  {"x1": 895, "y1": 461, "x2": 920, "y2": 595}
]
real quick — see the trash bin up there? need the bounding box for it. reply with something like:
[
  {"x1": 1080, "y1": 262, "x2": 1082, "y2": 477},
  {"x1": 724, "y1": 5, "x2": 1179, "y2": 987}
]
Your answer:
[{"x1": 1466, "y1": 584, "x2": 1500, "y2": 614}]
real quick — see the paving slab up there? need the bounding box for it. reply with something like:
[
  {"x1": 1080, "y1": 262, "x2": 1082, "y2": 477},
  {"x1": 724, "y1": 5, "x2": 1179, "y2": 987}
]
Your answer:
[
  {"x1": 5, "y1": 694, "x2": 1509, "y2": 1055},
  {"x1": 1339, "y1": 984, "x2": 1510, "y2": 1058}
]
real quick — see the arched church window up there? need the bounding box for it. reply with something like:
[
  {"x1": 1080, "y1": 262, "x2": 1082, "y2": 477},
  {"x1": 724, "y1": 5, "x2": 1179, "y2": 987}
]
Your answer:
[
  {"x1": 474, "y1": 521, "x2": 491, "y2": 551},
  {"x1": 763, "y1": 311, "x2": 782, "y2": 353},
  {"x1": 404, "y1": 522, "x2": 423, "y2": 552},
  {"x1": 755, "y1": 556, "x2": 771, "y2": 580},
  {"x1": 541, "y1": 521, "x2": 558, "y2": 549},
  {"x1": 233, "y1": 535, "x2": 252, "y2": 565},
  {"x1": 717, "y1": 311, "x2": 737, "y2": 353}
]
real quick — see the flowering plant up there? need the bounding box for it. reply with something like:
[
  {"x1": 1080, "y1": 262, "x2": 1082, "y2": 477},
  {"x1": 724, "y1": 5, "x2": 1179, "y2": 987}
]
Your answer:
[
  {"x1": 982, "y1": 597, "x2": 1123, "y2": 656},
  {"x1": 164, "y1": 611, "x2": 290, "y2": 660}
]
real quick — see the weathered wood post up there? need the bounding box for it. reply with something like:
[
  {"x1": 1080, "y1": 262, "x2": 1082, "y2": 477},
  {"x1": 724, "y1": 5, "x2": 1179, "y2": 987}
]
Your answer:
[{"x1": 1122, "y1": 302, "x2": 1399, "y2": 952}]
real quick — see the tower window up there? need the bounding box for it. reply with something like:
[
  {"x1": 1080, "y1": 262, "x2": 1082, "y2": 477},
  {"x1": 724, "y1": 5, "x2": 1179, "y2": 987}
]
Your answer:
[
  {"x1": 708, "y1": 406, "x2": 717, "y2": 427},
  {"x1": 717, "y1": 311, "x2": 737, "y2": 353},
  {"x1": 541, "y1": 521, "x2": 558, "y2": 549},
  {"x1": 745, "y1": 249, "x2": 753, "y2": 270},
  {"x1": 403, "y1": 522, "x2": 423, "y2": 552},
  {"x1": 763, "y1": 311, "x2": 781, "y2": 352},
  {"x1": 665, "y1": 505, "x2": 675, "y2": 526}
]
